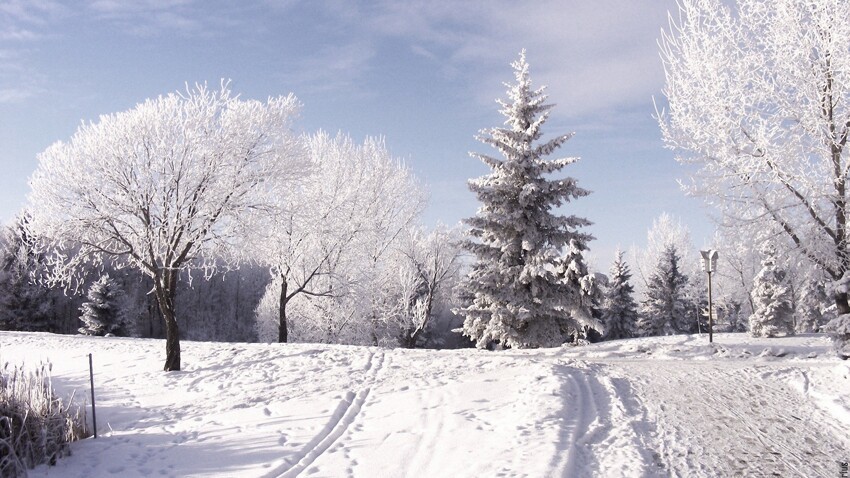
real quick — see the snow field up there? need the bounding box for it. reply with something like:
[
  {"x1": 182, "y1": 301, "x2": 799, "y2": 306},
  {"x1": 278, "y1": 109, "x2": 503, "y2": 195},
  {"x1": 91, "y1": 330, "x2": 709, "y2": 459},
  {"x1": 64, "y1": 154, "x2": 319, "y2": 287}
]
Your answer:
[{"x1": 1, "y1": 331, "x2": 848, "y2": 477}]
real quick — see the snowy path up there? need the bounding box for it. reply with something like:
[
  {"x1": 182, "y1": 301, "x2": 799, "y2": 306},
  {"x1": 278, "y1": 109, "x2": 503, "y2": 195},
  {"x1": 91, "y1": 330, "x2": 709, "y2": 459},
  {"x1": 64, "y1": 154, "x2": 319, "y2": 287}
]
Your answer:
[
  {"x1": 609, "y1": 360, "x2": 850, "y2": 477},
  {"x1": 293, "y1": 353, "x2": 663, "y2": 477},
  {"x1": 292, "y1": 351, "x2": 584, "y2": 477},
  {"x1": 1, "y1": 332, "x2": 847, "y2": 477}
]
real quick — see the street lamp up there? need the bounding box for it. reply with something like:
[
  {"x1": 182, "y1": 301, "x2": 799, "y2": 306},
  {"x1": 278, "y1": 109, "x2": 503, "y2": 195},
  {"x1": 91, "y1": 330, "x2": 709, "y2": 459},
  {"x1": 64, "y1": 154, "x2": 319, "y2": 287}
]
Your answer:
[{"x1": 700, "y1": 249, "x2": 719, "y2": 343}]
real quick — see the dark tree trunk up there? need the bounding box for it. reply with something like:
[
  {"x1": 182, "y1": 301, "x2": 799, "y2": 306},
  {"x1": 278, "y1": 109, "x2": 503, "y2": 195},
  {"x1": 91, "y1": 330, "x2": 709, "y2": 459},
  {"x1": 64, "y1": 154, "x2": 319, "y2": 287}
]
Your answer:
[
  {"x1": 278, "y1": 276, "x2": 288, "y2": 343},
  {"x1": 234, "y1": 270, "x2": 240, "y2": 335},
  {"x1": 405, "y1": 328, "x2": 419, "y2": 349},
  {"x1": 162, "y1": 304, "x2": 180, "y2": 371},
  {"x1": 826, "y1": 57, "x2": 850, "y2": 319},
  {"x1": 836, "y1": 290, "x2": 850, "y2": 316},
  {"x1": 155, "y1": 269, "x2": 181, "y2": 371}
]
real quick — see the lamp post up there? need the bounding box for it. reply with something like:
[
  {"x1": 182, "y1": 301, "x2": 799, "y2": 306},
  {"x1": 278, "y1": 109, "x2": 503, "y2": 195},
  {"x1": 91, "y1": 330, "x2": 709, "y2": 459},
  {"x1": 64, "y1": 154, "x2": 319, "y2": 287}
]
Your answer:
[{"x1": 700, "y1": 249, "x2": 719, "y2": 343}]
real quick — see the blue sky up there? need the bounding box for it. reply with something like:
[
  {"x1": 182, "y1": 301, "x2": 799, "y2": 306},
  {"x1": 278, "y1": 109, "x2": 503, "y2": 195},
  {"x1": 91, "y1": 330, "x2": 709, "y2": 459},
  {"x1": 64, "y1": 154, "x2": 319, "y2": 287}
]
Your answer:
[{"x1": 0, "y1": 0, "x2": 715, "y2": 267}]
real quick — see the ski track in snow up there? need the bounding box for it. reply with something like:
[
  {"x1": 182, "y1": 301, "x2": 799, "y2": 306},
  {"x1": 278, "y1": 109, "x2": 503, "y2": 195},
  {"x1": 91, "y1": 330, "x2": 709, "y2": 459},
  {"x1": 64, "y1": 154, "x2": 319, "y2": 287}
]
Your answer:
[
  {"x1": 267, "y1": 350, "x2": 385, "y2": 478},
  {"x1": 1, "y1": 332, "x2": 848, "y2": 477},
  {"x1": 545, "y1": 361, "x2": 659, "y2": 478}
]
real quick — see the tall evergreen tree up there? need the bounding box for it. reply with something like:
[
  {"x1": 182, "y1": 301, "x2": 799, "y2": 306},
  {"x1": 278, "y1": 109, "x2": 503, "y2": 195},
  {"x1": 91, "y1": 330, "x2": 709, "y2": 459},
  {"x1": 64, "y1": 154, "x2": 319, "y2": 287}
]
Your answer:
[
  {"x1": 455, "y1": 50, "x2": 594, "y2": 349},
  {"x1": 638, "y1": 244, "x2": 692, "y2": 336},
  {"x1": 749, "y1": 243, "x2": 795, "y2": 338},
  {"x1": 602, "y1": 250, "x2": 638, "y2": 340},
  {"x1": 79, "y1": 274, "x2": 130, "y2": 336}
]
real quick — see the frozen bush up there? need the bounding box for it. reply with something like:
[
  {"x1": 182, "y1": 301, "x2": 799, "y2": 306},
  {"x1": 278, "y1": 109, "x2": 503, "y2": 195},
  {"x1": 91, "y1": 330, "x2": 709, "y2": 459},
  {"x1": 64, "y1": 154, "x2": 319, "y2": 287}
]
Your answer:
[{"x1": 0, "y1": 360, "x2": 89, "y2": 476}]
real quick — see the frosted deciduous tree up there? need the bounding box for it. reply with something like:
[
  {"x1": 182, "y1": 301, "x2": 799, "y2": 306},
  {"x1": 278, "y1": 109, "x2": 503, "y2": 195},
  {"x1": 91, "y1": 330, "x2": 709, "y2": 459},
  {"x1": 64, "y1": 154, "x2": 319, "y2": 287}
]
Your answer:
[
  {"x1": 78, "y1": 274, "x2": 130, "y2": 336},
  {"x1": 602, "y1": 250, "x2": 639, "y2": 340},
  {"x1": 638, "y1": 244, "x2": 693, "y2": 336},
  {"x1": 25, "y1": 83, "x2": 305, "y2": 370},
  {"x1": 749, "y1": 243, "x2": 795, "y2": 337},
  {"x1": 719, "y1": 299, "x2": 748, "y2": 332},
  {"x1": 711, "y1": 230, "x2": 761, "y2": 319},
  {"x1": 353, "y1": 226, "x2": 462, "y2": 349},
  {"x1": 659, "y1": 0, "x2": 850, "y2": 353},
  {"x1": 251, "y1": 131, "x2": 424, "y2": 344},
  {"x1": 456, "y1": 50, "x2": 595, "y2": 349},
  {"x1": 387, "y1": 225, "x2": 464, "y2": 348}
]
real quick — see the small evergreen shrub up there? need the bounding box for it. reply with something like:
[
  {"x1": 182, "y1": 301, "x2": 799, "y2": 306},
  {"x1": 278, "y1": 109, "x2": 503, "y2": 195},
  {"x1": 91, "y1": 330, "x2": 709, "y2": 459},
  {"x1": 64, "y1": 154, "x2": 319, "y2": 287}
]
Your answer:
[
  {"x1": 79, "y1": 274, "x2": 131, "y2": 336},
  {"x1": 748, "y1": 243, "x2": 795, "y2": 337},
  {"x1": 0, "y1": 360, "x2": 90, "y2": 476}
]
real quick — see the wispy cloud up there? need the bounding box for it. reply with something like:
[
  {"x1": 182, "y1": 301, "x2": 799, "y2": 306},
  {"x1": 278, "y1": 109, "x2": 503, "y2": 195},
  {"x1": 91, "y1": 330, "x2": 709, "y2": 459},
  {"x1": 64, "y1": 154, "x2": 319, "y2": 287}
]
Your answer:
[
  {"x1": 0, "y1": 0, "x2": 66, "y2": 41},
  {"x1": 0, "y1": 1, "x2": 65, "y2": 104},
  {"x1": 320, "y1": 0, "x2": 676, "y2": 118},
  {"x1": 88, "y1": 0, "x2": 193, "y2": 13},
  {"x1": 0, "y1": 60, "x2": 47, "y2": 104},
  {"x1": 277, "y1": 41, "x2": 376, "y2": 97},
  {"x1": 0, "y1": 0, "x2": 67, "y2": 27},
  {"x1": 0, "y1": 28, "x2": 40, "y2": 41},
  {"x1": 87, "y1": 0, "x2": 205, "y2": 36},
  {"x1": 0, "y1": 87, "x2": 35, "y2": 103},
  {"x1": 0, "y1": 1, "x2": 676, "y2": 113}
]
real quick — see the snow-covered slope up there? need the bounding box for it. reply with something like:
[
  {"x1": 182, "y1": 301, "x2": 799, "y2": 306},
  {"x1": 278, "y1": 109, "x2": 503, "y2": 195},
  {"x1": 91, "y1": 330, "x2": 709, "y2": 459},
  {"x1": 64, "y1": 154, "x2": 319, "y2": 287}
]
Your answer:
[{"x1": 1, "y1": 332, "x2": 847, "y2": 477}]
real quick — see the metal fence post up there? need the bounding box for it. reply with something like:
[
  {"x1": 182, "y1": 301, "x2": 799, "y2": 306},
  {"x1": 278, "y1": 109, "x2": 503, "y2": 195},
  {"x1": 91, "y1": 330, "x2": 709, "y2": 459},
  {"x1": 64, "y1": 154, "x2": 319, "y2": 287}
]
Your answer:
[{"x1": 89, "y1": 353, "x2": 97, "y2": 439}]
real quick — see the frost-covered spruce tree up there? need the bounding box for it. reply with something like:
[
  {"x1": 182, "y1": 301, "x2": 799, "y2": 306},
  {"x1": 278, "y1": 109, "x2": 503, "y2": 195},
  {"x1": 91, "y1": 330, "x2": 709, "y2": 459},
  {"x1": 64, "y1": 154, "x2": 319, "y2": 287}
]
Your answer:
[
  {"x1": 797, "y1": 272, "x2": 827, "y2": 333},
  {"x1": 0, "y1": 221, "x2": 53, "y2": 332},
  {"x1": 455, "y1": 50, "x2": 594, "y2": 349},
  {"x1": 749, "y1": 243, "x2": 795, "y2": 338},
  {"x1": 557, "y1": 239, "x2": 603, "y2": 342},
  {"x1": 602, "y1": 250, "x2": 639, "y2": 340},
  {"x1": 637, "y1": 244, "x2": 692, "y2": 336},
  {"x1": 78, "y1": 274, "x2": 130, "y2": 336},
  {"x1": 826, "y1": 274, "x2": 850, "y2": 358}
]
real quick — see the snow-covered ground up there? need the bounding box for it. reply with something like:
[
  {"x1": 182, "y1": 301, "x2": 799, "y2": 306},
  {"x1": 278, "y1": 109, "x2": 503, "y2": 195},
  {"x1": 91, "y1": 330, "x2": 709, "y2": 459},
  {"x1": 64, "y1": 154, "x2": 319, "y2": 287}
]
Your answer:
[{"x1": 1, "y1": 332, "x2": 848, "y2": 477}]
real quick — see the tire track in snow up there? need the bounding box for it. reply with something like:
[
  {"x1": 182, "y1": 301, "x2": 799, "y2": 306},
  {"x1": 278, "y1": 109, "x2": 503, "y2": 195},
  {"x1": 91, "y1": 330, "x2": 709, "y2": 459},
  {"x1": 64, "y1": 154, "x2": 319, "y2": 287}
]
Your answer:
[{"x1": 265, "y1": 349, "x2": 386, "y2": 478}]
